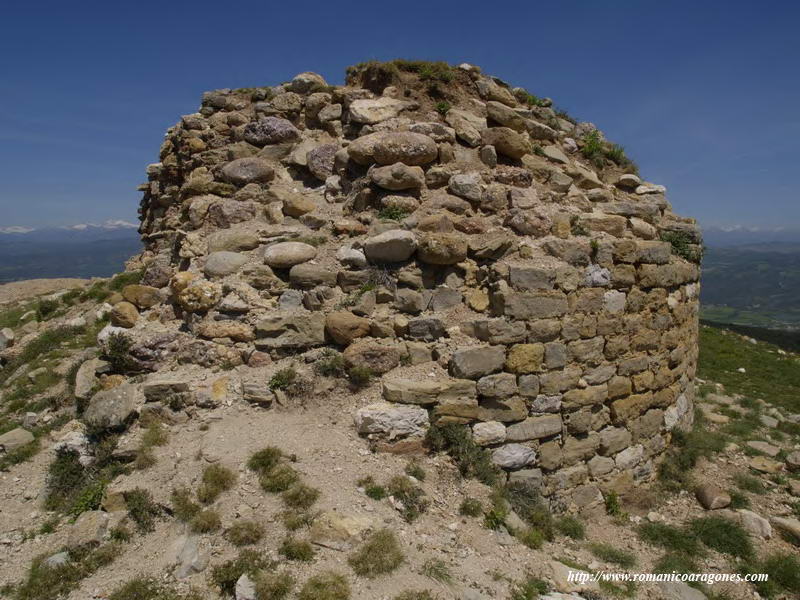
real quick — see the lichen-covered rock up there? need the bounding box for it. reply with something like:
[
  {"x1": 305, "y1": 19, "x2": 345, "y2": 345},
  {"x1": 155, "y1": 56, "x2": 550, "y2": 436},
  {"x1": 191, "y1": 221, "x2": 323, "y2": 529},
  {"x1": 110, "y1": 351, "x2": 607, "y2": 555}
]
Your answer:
[
  {"x1": 83, "y1": 383, "x2": 142, "y2": 431},
  {"x1": 354, "y1": 402, "x2": 429, "y2": 437},
  {"x1": 372, "y1": 132, "x2": 438, "y2": 166},
  {"x1": 417, "y1": 233, "x2": 468, "y2": 265},
  {"x1": 243, "y1": 116, "x2": 299, "y2": 146},
  {"x1": 175, "y1": 279, "x2": 222, "y2": 312},
  {"x1": 111, "y1": 301, "x2": 139, "y2": 328}
]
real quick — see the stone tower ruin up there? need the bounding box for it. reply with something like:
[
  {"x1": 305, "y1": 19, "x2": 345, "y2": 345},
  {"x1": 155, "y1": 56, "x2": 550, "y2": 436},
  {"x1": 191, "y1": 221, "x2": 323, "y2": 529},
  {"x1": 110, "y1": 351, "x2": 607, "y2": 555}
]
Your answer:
[{"x1": 132, "y1": 61, "x2": 702, "y2": 509}]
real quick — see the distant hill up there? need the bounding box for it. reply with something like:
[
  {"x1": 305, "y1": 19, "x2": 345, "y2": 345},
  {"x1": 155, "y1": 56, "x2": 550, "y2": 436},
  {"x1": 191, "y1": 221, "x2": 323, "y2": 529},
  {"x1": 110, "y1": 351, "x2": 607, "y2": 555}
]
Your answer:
[
  {"x1": 700, "y1": 242, "x2": 800, "y2": 330},
  {"x1": 0, "y1": 223, "x2": 142, "y2": 283}
]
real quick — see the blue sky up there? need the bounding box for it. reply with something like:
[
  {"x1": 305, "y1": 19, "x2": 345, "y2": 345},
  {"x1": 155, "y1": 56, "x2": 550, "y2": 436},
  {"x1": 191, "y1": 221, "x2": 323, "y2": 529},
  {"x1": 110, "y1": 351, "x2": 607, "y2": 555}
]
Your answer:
[{"x1": 1, "y1": 0, "x2": 798, "y2": 230}]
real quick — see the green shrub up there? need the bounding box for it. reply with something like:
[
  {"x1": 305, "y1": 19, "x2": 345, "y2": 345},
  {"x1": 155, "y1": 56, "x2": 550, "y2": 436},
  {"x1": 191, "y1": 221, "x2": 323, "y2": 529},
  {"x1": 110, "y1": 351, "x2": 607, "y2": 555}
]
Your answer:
[
  {"x1": 357, "y1": 476, "x2": 387, "y2": 500},
  {"x1": 210, "y1": 550, "x2": 270, "y2": 596},
  {"x1": 516, "y1": 528, "x2": 545, "y2": 549},
  {"x1": 661, "y1": 231, "x2": 703, "y2": 262},
  {"x1": 378, "y1": 206, "x2": 411, "y2": 221},
  {"x1": 742, "y1": 552, "x2": 800, "y2": 597},
  {"x1": 280, "y1": 510, "x2": 316, "y2": 531},
  {"x1": 420, "y1": 558, "x2": 451, "y2": 583},
  {"x1": 254, "y1": 571, "x2": 294, "y2": 600},
  {"x1": 36, "y1": 299, "x2": 60, "y2": 321},
  {"x1": 316, "y1": 350, "x2": 347, "y2": 377},
  {"x1": 734, "y1": 473, "x2": 767, "y2": 494},
  {"x1": 347, "y1": 366, "x2": 374, "y2": 388},
  {"x1": 690, "y1": 516, "x2": 753, "y2": 559},
  {"x1": 170, "y1": 487, "x2": 200, "y2": 522},
  {"x1": 637, "y1": 522, "x2": 704, "y2": 556},
  {"x1": 105, "y1": 332, "x2": 138, "y2": 373},
  {"x1": 387, "y1": 476, "x2": 428, "y2": 522},
  {"x1": 14, "y1": 542, "x2": 119, "y2": 600},
  {"x1": 509, "y1": 574, "x2": 549, "y2": 600},
  {"x1": 502, "y1": 482, "x2": 554, "y2": 540},
  {"x1": 394, "y1": 592, "x2": 439, "y2": 600},
  {"x1": 588, "y1": 542, "x2": 636, "y2": 568},
  {"x1": 459, "y1": 497, "x2": 483, "y2": 517},
  {"x1": 124, "y1": 488, "x2": 160, "y2": 533},
  {"x1": 269, "y1": 368, "x2": 297, "y2": 391},
  {"x1": 43, "y1": 449, "x2": 89, "y2": 513},
  {"x1": 654, "y1": 551, "x2": 699, "y2": 575},
  {"x1": 197, "y1": 464, "x2": 236, "y2": 504},
  {"x1": 108, "y1": 576, "x2": 203, "y2": 600},
  {"x1": 260, "y1": 464, "x2": 299, "y2": 493},
  {"x1": 555, "y1": 516, "x2": 585, "y2": 540},
  {"x1": 297, "y1": 571, "x2": 350, "y2": 600},
  {"x1": 225, "y1": 520, "x2": 264, "y2": 546},
  {"x1": 108, "y1": 270, "x2": 143, "y2": 291},
  {"x1": 729, "y1": 490, "x2": 751, "y2": 509},
  {"x1": 426, "y1": 423, "x2": 501, "y2": 485},
  {"x1": 348, "y1": 528, "x2": 404, "y2": 577},
  {"x1": 435, "y1": 101, "x2": 451, "y2": 115},
  {"x1": 658, "y1": 428, "x2": 726, "y2": 491},
  {"x1": 404, "y1": 460, "x2": 426, "y2": 481},
  {"x1": 247, "y1": 446, "x2": 283, "y2": 474},
  {"x1": 279, "y1": 536, "x2": 316, "y2": 561}
]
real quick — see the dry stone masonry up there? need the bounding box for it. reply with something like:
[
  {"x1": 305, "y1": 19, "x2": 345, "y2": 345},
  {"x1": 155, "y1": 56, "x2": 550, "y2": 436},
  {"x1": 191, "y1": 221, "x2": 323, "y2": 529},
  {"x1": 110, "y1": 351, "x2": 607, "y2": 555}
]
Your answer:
[{"x1": 132, "y1": 61, "x2": 702, "y2": 510}]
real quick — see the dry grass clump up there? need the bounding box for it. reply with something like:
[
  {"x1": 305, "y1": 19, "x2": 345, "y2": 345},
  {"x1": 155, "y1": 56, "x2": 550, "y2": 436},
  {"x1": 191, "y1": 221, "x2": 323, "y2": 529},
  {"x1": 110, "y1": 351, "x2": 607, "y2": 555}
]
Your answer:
[
  {"x1": 297, "y1": 571, "x2": 350, "y2": 600},
  {"x1": 225, "y1": 520, "x2": 265, "y2": 546},
  {"x1": 282, "y1": 483, "x2": 320, "y2": 511},
  {"x1": 279, "y1": 537, "x2": 316, "y2": 562},
  {"x1": 190, "y1": 509, "x2": 221, "y2": 533},
  {"x1": 348, "y1": 528, "x2": 404, "y2": 577},
  {"x1": 254, "y1": 571, "x2": 294, "y2": 599},
  {"x1": 197, "y1": 464, "x2": 236, "y2": 504}
]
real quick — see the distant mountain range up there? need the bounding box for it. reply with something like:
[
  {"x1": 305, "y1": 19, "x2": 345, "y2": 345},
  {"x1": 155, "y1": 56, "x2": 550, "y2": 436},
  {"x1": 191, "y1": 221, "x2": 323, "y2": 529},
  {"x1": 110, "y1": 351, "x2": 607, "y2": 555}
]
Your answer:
[
  {"x1": 0, "y1": 221, "x2": 142, "y2": 283},
  {"x1": 701, "y1": 225, "x2": 800, "y2": 248}
]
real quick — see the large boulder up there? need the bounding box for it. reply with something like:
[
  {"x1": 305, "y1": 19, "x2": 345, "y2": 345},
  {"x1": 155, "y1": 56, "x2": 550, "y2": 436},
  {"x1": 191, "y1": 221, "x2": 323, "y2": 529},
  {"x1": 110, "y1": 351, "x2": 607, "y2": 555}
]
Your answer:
[
  {"x1": 492, "y1": 444, "x2": 537, "y2": 469},
  {"x1": 243, "y1": 117, "x2": 299, "y2": 146},
  {"x1": 481, "y1": 127, "x2": 529, "y2": 159},
  {"x1": 364, "y1": 230, "x2": 417, "y2": 263},
  {"x1": 326, "y1": 312, "x2": 371, "y2": 345},
  {"x1": 220, "y1": 157, "x2": 275, "y2": 186},
  {"x1": 343, "y1": 340, "x2": 401, "y2": 374},
  {"x1": 83, "y1": 383, "x2": 142, "y2": 431},
  {"x1": 263, "y1": 242, "x2": 317, "y2": 269},
  {"x1": 449, "y1": 346, "x2": 506, "y2": 379},
  {"x1": 110, "y1": 301, "x2": 139, "y2": 328},
  {"x1": 255, "y1": 312, "x2": 325, "y2": 350},
  {"x1": 354, "y1": 402, "x2": 429, "y2": 436},
  {"x1": 0, "y1": 427, "x2": 34, "y2": 452},
  {"x1": 204, "y1": 251, "x2": 249, "y2": 278},
  {"x1": 370, "y1": 163, "x2": 424, "y2": 190},
  {"x1": 349, "y1": 97, "x2": 412, "y2": 124},
  {"x1": 121, "y1": 284, "x2": 162, "y2": 309},
  {"x1": 372, "y1": 132, "x2": 438, "y2": 166},
  {"x1": 445, "y1": 109, "x2": 486, "y2": 146},
  {"x1": 306, "y1": 143, "x2": 338, "y2": 181},
  {"x1": 417, "y1": 233, "x2": 468, "y2": 265}
]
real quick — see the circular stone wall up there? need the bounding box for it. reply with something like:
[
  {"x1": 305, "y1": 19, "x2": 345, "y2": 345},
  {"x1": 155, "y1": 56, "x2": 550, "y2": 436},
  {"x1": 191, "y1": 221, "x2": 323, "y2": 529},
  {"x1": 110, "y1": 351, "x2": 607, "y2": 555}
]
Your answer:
[{"x1": 134, "y1": 62, "x2": 702, "y2": 509}]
